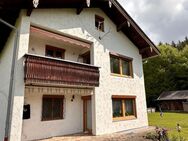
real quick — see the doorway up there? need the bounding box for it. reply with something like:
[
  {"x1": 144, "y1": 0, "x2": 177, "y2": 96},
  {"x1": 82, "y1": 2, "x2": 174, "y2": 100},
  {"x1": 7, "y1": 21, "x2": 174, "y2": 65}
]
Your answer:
[{"x1": 82, "y1": 96, "x2": 92, "y2": 133}]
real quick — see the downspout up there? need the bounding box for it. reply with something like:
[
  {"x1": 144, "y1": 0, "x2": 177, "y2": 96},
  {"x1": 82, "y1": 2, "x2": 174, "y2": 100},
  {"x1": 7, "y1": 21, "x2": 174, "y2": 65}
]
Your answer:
[{"x1": 0, "y1": 19, "x2": 19, "y2": 141}]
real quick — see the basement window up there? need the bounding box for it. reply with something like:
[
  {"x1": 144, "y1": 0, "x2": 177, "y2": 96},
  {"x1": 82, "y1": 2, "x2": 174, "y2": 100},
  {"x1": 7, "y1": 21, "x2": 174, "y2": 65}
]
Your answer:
[{"x1": 95, "y1": 15, "x2": 104, "y2": 32}]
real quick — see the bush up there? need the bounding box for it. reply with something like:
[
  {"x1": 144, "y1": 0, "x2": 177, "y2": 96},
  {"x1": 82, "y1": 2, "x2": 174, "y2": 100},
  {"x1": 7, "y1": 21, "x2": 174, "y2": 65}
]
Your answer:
[{"x1": 145, "y1": 132, "x2": 158, "y2": 141}]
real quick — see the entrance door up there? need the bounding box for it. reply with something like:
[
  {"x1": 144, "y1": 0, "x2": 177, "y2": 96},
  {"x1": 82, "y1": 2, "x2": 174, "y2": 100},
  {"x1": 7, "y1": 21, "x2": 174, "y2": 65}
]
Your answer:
[{"x1": 82, "y1": 96, "x2": 92, "y2": 133}]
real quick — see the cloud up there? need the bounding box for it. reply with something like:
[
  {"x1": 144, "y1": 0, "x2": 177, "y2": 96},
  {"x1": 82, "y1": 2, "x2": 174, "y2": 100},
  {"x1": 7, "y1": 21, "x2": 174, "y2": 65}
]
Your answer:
[{"x1": 118, "y1": 0, "x2": 188, "y2": 44}]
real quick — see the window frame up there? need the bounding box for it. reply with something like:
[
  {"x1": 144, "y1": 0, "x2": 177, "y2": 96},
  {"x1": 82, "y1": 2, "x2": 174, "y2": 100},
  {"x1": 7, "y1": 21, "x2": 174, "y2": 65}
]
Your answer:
[
  {"x1": 110, "y1": 52, "x2": 133, "y2": 78},
  {"x1": 95, "y1": 15, "x2": 104, "y2": 32},
  {"x1": 45, "y1": 45, "x2": 65, "y2": 59},
  {"x1": 112, "y1": 95, "x2": 137, "y2": 121},
  {"x1": 42, "y1": 95, "x2": 64, "y2": 121}
]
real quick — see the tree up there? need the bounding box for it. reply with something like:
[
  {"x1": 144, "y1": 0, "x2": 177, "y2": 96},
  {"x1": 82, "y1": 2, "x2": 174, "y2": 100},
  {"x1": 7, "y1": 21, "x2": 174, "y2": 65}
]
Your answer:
[
  {"x1": 171, "y1": 41, "x2": 176, "y2": 48},
  {"x1": 158, "y1": 42, "x2": 163, "y2": 46},
  {"x1": 144, "y1": 44, "x2": 188, "y2": 107}
]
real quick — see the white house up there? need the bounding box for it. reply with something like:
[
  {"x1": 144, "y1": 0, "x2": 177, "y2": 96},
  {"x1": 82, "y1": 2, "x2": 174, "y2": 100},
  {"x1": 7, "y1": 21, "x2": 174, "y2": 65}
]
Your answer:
[{"x1": 0, "y1": 0, "x2": 160, "y2": 141}]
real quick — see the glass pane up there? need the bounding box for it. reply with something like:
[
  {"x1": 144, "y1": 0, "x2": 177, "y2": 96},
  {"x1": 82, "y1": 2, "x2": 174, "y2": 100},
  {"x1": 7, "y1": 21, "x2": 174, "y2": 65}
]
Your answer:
[
  {"x1": 42, "y1": 98, "x2": 52, "y2": 120},
  {"x1": 46, "y1": 49, "x2": 54, "y2": 57},
  {"x1": 125, "y1": 99, "x2": 134, "y2": 116},
  {"x1": 55, "y1": 51, "x2": 63, "y2": 59},
  {"x1": 110, "y1": 56, "x2": 120, "y2": 74},
  {"x1": 122, "y1": 60, "x2": 130, "y2": 76},
  {"x1": 53, "y1": 98, "x2": 63, "y2": 119},
  {"x1": 87, "y1": 100, "x2": 92, "y2": 130},
  {"x1": 112, "y1": 99, "x2": 123, "y2": 117}
]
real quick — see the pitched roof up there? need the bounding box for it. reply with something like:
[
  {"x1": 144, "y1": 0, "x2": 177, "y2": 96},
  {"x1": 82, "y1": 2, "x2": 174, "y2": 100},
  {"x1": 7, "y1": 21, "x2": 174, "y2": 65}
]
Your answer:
[
  {"x1": 0, "y1": 0, "x2": 160, "y2": 58},
  {"x1": 157, "y1": 90, "x2": 188, "y2": 101}
]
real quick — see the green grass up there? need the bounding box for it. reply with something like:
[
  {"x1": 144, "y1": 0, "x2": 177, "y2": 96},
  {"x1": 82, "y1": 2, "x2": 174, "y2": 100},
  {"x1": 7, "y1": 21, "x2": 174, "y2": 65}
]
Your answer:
[{"x1": 148, "y1": 112, "x2": 188, "y2": 139}]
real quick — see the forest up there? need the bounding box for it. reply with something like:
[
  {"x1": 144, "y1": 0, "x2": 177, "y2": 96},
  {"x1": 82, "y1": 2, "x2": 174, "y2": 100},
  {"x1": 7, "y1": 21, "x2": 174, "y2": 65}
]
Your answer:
[{"x1": 144, "y1": 37, "x2": 188, "y2": 107}]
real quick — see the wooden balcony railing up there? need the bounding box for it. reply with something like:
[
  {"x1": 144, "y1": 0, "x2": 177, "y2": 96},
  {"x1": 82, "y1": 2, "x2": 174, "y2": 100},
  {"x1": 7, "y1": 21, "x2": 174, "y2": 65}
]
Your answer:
[{"x1": 24, "y1": 54, "x2": 100, "y2": 87}]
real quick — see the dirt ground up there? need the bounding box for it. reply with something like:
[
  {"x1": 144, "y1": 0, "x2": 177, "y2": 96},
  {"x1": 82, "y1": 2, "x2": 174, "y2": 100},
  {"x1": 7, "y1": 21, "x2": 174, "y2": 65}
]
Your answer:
[{"x1": 40, "y1": 127, "x2": 154, "y2": 141}]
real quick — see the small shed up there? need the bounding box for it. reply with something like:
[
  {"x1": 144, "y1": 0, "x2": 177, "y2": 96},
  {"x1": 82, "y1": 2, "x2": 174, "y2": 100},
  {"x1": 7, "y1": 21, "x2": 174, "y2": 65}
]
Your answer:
[{"x1": 157, "y1": 90, "x2": 188, "y2": 112}]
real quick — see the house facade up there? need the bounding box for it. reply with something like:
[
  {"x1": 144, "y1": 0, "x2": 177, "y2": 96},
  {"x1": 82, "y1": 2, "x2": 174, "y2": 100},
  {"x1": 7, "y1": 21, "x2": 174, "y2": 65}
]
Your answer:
[{"x1": 0, "y1": 0, "x2": 159, "y2": 141}]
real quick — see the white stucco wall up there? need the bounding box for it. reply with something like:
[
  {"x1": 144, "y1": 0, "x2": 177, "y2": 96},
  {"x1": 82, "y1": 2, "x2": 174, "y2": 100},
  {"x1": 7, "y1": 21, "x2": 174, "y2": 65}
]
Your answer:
[
  {"x1": 28, "y1": 33, "x2": 89, "y2": 62},
  {"x1": 6, "y1": 8, "x2": 148, "y2": 140},
  {"x1": 28, "y1": 8, "x2": 148, "y2": 135},
  {"x1": 7, "y1": 13, "x2": 32, "y2": 141},
  {"x1": 0, "y1": 30, "x2": 15, "y2": 141},
  {"x1": 22, "y1": 87, "x2": 93, "y2": 141},
  {"x1": 23, "y1": 93, "x2": 83, "y2": 141},
  {"x1": 0, "y1": 13, "x2": 27, "y2": 140}
]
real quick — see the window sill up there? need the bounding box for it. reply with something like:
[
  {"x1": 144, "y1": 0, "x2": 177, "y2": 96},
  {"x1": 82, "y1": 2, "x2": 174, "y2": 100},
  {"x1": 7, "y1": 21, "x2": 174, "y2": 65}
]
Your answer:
[
  {"x1": 113, "y1": 116, "x2": 137, "y2": 121},
  {"x1": 111, "y1": 73, "x2": 133, "y2": 78},
  {"x1": 42, "y1": 118, "x2": 64, "y2": 121}
]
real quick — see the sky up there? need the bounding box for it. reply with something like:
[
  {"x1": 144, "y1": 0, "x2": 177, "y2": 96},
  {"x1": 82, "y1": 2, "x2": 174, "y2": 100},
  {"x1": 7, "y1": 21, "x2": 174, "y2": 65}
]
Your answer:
[{"x1": 118, "y1": 0, "x2": 188, "y2": 44}]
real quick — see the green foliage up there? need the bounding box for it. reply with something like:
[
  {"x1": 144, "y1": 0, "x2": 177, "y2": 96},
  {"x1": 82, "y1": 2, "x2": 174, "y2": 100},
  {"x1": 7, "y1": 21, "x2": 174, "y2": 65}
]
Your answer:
[
  {"x1": 171, "y1": 135, "x2": 187, "y2": 141},
  {"x1": 177, "y1": 36, "x2": 188, "y2": 50},
  {"x1": 169, "y1": 36, "x2": 188, "y2": 50},
  {"x1": 145, "y1": 132, "x2": 158, "y2": 141},
  {"x1": 144, "y1": 43, "x2": 188, "y2": 106},
  {"x1": 148, "y1": 112, "x2": 188, "y2": 139},
  {"x1": 145, "y1": 130, "x2": 170, "y2": 141}
]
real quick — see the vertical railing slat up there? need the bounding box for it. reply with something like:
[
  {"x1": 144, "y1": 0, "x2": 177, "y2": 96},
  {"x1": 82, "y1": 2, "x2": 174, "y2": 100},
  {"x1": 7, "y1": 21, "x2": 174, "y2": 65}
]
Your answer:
[{"x1": 24, "y1": 55, "x2": 99, "y2": 86}]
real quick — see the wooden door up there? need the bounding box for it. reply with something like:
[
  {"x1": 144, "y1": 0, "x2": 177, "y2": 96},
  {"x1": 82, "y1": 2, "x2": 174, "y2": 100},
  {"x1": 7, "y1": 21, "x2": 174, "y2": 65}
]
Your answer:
[{"x1": 82, "y1": 96, "x2": 92, "y2": 133}]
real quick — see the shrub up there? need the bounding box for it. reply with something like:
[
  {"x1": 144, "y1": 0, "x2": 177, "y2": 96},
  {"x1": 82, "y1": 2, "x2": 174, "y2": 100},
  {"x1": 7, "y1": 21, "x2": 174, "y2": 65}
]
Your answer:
[{"x1": 145, "y1": 132, "x2": 158, "y2": 141}]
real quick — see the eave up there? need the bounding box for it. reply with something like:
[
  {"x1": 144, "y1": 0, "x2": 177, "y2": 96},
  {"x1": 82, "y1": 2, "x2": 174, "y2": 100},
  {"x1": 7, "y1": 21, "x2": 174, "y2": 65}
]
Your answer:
[{"x1": 0, "y1": 0, "x2": 160, "y2": 59}]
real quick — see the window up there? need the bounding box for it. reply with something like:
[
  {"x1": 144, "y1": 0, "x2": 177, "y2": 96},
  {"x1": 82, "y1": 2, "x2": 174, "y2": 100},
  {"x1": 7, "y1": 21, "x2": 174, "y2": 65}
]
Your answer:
[
  {"x1": 42, "y1": 95, "x2": 64, "y2": 121},
  {"x1": 45, "y1": 45, "x2": 65, "y2": 59},
  {"x1": 95, "y1": 15, "x2": 104, "y2": 32},
  {"x1": 110, "y1": 56, "x2": 120, "y2": 74},
  {"x1": 112, "y1": 99, "x2": 123, "y2": 117},
  {"x1": 110, "y1": 53, "x2": 133, "y2": 77},
  {"x1": 112, "y1": 95, "x2": 136, "y2": 120}
]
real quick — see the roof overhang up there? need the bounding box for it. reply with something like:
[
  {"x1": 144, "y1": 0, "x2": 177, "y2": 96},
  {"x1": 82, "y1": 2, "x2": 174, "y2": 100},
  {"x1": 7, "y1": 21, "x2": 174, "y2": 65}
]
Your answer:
[
  {"x1": 30, "y1": 26, "x2": 92, "y2": 48},
  {"x1": 157, "y1": 99, "x2": 188, "y2": 101},
  {"x1": 0, "y1": 0, "x2": 160, "y2": 59},
  {"x1": 157, "y1": 90, "x2": 188, "y2": 101}
]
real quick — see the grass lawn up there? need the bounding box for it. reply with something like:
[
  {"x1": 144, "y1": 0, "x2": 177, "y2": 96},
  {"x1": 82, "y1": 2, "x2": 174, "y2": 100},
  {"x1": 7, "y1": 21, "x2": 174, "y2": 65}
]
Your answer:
[{"x1": 148, "y1": 112, "x2": 188, "y2": 139}]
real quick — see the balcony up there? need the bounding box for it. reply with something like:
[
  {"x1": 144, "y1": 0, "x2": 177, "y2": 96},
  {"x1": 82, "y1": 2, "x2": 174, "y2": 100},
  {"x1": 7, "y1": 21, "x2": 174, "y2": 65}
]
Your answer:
[{"x1": 24, "y1": 54, "x2": 100, "y2": 87}]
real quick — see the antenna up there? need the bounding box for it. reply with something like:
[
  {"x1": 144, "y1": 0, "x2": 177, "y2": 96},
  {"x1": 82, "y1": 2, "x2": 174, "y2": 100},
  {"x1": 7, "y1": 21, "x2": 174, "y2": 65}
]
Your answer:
[{"x1": 99, "y1": 28, "x2": 111, "y2": 40}]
